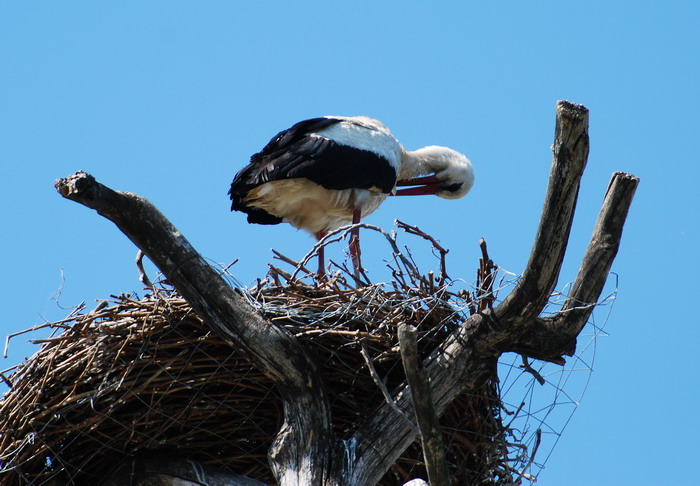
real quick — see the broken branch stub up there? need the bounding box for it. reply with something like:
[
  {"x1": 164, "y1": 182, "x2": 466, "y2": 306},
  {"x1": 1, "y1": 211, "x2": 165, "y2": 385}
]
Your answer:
[{"x1": 399, "y1": 324, "x2": 451, "y2": 486}]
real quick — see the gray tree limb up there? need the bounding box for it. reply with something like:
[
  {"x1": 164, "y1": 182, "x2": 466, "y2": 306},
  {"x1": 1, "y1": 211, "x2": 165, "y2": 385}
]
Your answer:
[
  {"x1": 54, "y1": 173, "x2": 341, "y2": 486},
  {"x1": 55, "y1": 100, "x2": 638, "y2": 486},
  {"x1": 347, "y1": 101, "x2": 638, "y2": 485},
  {"x1": 398, "y1": 324, "x2": 451, "y2": 486},
  {"x1": 508, "y1": 170, "x2": 639, "y2": 360}
]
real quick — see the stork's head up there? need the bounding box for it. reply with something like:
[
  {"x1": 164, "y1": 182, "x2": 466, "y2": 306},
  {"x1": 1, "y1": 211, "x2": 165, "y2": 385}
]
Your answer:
[{"x1": 395, "y1": 146, "x2": 474, "y2": 198}]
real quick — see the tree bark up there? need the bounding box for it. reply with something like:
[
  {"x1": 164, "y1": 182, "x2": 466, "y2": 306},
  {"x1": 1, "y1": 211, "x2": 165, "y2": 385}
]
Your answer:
[
  {"x1": 508, "y1": 170, "x2": 639, "y2": 360},
  {"x1": 398, "y1": 324, "x2": 451, "y2": 486},
  {"x1": 344, "y1": 101, "x2": 638, "y2": 485},
  {"x1": 55, "y1": 100, "x2": 638, "y2": 486},
  {"x1": 54, "y1": 173, "x2": 341, "y2": 485}
]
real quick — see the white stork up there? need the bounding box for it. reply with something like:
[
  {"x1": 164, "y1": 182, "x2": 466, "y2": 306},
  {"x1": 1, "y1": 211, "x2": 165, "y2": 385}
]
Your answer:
[{"x1": 229, "y1": 116, "x2": 474, "y2": 279}]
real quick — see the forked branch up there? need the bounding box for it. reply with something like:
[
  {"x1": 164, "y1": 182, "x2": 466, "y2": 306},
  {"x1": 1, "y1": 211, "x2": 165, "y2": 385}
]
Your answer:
[
  {"x1": 54, "y1": 100, "x2": 638, "y2": 486},
  {"x1": 348, "y1": 101, "x2": 638, "y2": 485}
]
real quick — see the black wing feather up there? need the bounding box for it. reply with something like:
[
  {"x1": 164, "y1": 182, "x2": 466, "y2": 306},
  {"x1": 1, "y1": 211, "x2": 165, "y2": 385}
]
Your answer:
[{"x1": 229, "y1": 117, "x2": 397, "y2": 225}]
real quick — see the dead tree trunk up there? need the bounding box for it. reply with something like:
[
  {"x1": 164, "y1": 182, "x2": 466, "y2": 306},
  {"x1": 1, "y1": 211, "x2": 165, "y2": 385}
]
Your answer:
[{"x1": 54, "y1": 101, "x2": 638, "y2": 485}]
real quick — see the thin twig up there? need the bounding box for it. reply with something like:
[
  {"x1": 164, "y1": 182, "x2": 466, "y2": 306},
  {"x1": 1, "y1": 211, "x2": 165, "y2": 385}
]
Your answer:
[
  {"x1": 219, "y1": 258, "x2": 239, "y2": 276},
  {"x1": 360, "y1": 343, "x2": 419, "y2": 435},
  {"x1": 135, "y1": 250, "x2": 154, "y2": 291},
  {"x1": 271, "y1": 249, "x2": 313, "y2": 279},
  {"x1": 517, "y1": 428, "x2": 542, "y2": 481},
  {"x1": 520, "y1": 355, "x2": 546, "y2": 386},
  {"x1": 3, "y1": 304, "x2": 84, "y2": 359},
  {"x1": 292, "y1": 222, "x2": 420, "y2": 282},
  {"x1": 0, "y1": 372, "x2": 13, "y2": 388},
  {"x1": 396, "y1": 220, "x2": 450, "y2": 281},
  {"x1": 478, "y1": 238, "x2": 496, "y2": 311}
]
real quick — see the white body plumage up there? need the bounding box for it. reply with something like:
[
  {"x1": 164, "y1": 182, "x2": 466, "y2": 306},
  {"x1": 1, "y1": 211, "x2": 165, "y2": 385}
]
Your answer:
[{"x1": 229, "y1": 115, "x2": 474, "y2": 276}]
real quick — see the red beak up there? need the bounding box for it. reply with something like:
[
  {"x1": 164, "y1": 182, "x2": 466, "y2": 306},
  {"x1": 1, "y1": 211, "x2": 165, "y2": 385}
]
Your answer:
[{"x1": 392, "y1": 175, "x2": 441, "y2": 196}]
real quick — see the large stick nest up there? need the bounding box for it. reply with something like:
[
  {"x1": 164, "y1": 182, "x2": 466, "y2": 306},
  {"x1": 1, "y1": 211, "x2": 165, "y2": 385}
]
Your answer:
[{"x1": 0, "y1": 225, "x2": 523, "y2": 486}]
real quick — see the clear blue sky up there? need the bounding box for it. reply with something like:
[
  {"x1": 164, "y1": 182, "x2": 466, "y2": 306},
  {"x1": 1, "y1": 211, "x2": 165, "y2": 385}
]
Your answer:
[{"x1": 2, "y1": 2, "x2": 698, "y2": 485}]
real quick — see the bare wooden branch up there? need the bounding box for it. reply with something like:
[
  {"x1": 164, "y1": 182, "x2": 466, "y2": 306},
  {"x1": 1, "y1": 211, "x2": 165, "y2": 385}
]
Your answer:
[
  {"x1": 396, "y1": 220, "x2": 450, "y2": 281},
  {"x1": 499, "y1": 100, "x2": 590, "y2": 320},
  {"x1": 509, "y1": 170, "x2": 640, "y2": 359},
  {"x1": 557, "y1": 171, "x2": 640, "y2": 331},
  {"x1": 135, "y1": 249, "x2": 154, "y2": 290},
  {"x1": 54, "y1": 172, "x2": 339, "y2": 486},
  {"x1": 51, "y1": 100, "x2": 638, "y2": 486},
  {"x1": 398, "y1": 324, "x2": 451, "y2": 486},
  {"x1": 477, "y1": 238, "x2": 496, "y2": 311},
  {"x1": 350, "y1": 311, "x2": 491, "y2": 485},
  {"x1": 348, "y1": 101, "x2": 636, "y2": 485},
  {"x1": 520, "y1": 355, "x2": 545, "y2": 385}
]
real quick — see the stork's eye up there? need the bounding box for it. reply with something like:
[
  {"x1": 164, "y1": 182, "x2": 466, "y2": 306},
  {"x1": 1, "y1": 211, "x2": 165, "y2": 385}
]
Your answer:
[{"x1": 443, "y1": 182, "x2": 463, "y2": 193}]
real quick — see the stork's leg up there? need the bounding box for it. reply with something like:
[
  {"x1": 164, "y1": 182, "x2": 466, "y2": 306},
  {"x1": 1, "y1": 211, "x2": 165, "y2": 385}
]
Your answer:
[
  {"x1": 315, "y1": 232, "x2": 326, "y2": 280},
  {"x1": 349, "y1": 208, "x2": 362, "y2": 278}
]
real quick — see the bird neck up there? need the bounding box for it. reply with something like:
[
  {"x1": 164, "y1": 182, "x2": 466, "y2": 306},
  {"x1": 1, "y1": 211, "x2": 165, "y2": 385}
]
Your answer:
[{"x1": 399, "y1": 146, "x2": 449, "y2": 180}]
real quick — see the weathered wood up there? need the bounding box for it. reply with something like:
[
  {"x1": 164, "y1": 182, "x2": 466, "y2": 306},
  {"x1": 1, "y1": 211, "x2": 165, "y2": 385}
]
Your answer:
[
  {"x1": 509, "y1": 170, "x2": 639, "y2": 360},
  {"x1": 349, "y1": 312, "x2": 493, "y2": 485},
  {"x1": 348, "y1": 101, "x2": 583, "y2": 484},
  {"x1": 55, "y1": 100, "x2": 638, "y2": 486},
  {"x1": 558, "y1": 171, "x2": 639, "y2": 332},
  {"x1": 398, "y1": 324, "x2": 451, "y2": 486},
  {"x1": 499, "y1": 100, "x2": 590, "y2": 320},
  {"x1": 54, "y1": 173, "x2": 340, "y2": 486},
  {"x1": 348, "y1": 101, "x2": 636, "y2": 485}
]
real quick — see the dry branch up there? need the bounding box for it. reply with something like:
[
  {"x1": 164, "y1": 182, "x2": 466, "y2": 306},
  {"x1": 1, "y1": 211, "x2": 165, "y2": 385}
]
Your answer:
[
  {"x1": 0, "y1": 268, "x2": 506, "y2": 485},
  {"x1": 500, "y1": 100, "x2": 590, "y2": 319},
  {"x1": 558, "y1": 171, "x2": 639, "y2": 330},
  {"x1": 1, "y1": 99, "x2": 639, "y2": 486},
  {"x1": 398, "y1": 324, "x2": 450, "y2": 486},
  {"x1": 53, "y1": 172, "x2": 339, "y2": 485},
  {"x1": 508, "y1": 170, "x2": 639, "y2": 360},
  {"x1": 347, "y1": 101, "x2": 637, "y2": 485}
]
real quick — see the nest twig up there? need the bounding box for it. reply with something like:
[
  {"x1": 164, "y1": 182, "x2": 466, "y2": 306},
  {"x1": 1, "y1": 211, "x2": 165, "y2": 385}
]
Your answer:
[{"x1": 0, "y1": 223, "x2": 531, "y2": 486}]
